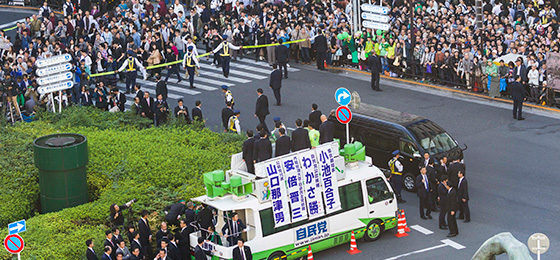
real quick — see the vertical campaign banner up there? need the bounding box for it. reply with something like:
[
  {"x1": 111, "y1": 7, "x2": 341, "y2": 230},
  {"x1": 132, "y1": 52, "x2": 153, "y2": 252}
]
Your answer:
[
  {"x1": 317, "y1": 145, "x2": 342, "y2": 214},
  {"x1": 298, "y1": 150, "x2": 324, "y2": 219},
  {"x1": 265, "y1": 160, "x2": 291, "y2": 227},
  {"x1": 281, "y1": 155, "x2": 308, "y2": 223}
]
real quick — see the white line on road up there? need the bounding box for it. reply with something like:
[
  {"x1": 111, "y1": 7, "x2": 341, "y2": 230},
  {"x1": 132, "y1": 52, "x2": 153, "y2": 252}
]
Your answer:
[
  {"x1": 383, "y1": 239, "x2": 465, "y2": 260},
  {"x1": 410, "y1": 225, "x2": 434, "y2": 235}
]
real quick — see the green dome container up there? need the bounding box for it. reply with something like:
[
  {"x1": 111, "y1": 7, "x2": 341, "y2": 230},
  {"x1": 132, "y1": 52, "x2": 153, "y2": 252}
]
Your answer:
[{"x1": 33, "y1": 133, "x2": 88, "y2": 213}]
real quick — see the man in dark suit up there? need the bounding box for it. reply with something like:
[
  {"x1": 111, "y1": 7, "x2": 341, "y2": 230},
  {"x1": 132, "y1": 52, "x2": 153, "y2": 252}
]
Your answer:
[
  {"x1": 174, "y1": 99, "x2": 191, "y2": 123},
  {"x1": 435, "y1": 157, "x2": 448, "y2": 177},
  {"x1": 194, "y1": 237, "x2": 213, "y2": 260},
  {"x1": 254, "y1": 88, "x2": 270, "y2": 134},
  {"x1": 447, "y1": 158, "x2": 465, "y2": 189},
  {"x1": 133, "y1": 84, "x2": 144, "y2": 100},
  {"x1": 140, "y1": 91, "x2": 155, "y2": 119},
  {"x1": 192, "y1": 100, "x2": 204, "y2": 124},
  {"x1": 438, "y1": 175, "x2": 449, "y2": 230},
  {"x1": 269, "y1": 64, "x2": 283, "y2": 106},
  {"x1": 222, "y1": 212, "x2": 246, "y2": 246},
  {"x1": 177, "y1": 219, "x2": 190, "y2": 260},
  {"x1": 368, "y1": 51, "x2": 382, "y2": 91},
  {"x1": 111, "y1": 228, "x2": 123, "y2": 247},
  {"x1": 446, "y1": 180, "x2": 459, "y2": 237},
  {"x1": 138, "y1": 210, "x2": 152, "y2": 258},
  {"x1": 514, "y1": 57, "x2": 528, "y2": 85},
  {"x1": 292, "y1": 119, "x2": 311, "y2": 151},
  {"x1": 253, "y1": 131, "x2": 272, "y2": 163},
  {"x1": 275, "y1": 128, "x2": 291, "y2": 156},
  {"x1": 418, "y1": 152, "x2": 431, "y2": 170},
  {"x1": 221, "y1": 102, "x2": 235, "y2": 132},
  {"x1": 308, "y1": 104, "x2": 322, "y2": 130},
  {"x1": 80, "y1": 87, "x2": 93, "y2": 106},
  {"x1": 510, "y1": 75, "x2": 525, "y2": 120},
  {"x1": 103, "y1": 230, "x2": 117, "y2": 260},
  {"x1": 319, "y1": 115, "x2": 334, "y2": 144},
  {"x1": 101, "y1": 246, "x2": 112, "y2": 260},
  {"x1": 427, "y1": 160, "x2": 439, "y2": 211},
  {"x1": 167, "y1": 234, "x2": 180, "y2": 260},
  {"x1": 232, "y1": 238, "x2": 252, "y2": 260},
  {"x1": 243, "y1": 130, "x2": 257, "y2": 174},
  {"x1": 164, "y1": 200, "x2": 186, "y2": 227},
  {"x1": 416, "y1": 167, "x2": 432, "y2": 219},
  {"x1": 86, "y1": 239, "x2": 99, "y2": 260},
  {"x1": 130, "y1": 232, "x2": 142, "y2": 259},
  {"x1": 130, "y1": 247, "x2": 142, "y2": 260},
  {"x1": 184, "y1": 202, "x2": 198, "y2": 234},
  {"x1": 457, "y1": 171, "x2": 470, "y2": 222},
  {"x1": 155, "y1": 74, "x2": 168, "y2": 101},
  {"x1": 111, "y1": 88, "x2": 126, "y2": 112},
  {"x1": 314, "y1": 29, "x2": 328, "y2": 70},
  {"x1": 275, "y1": 39, "x2": 289, "y2": 78}
]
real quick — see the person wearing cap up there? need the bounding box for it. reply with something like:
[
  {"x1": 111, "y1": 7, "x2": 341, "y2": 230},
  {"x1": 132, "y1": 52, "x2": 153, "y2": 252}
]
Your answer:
[
  {"x1": 228, "y1": 110, "x2": 242, "y2": 134},
  {"x1": 164, "y1": 200, "x2": 186, "y2": 227},
  {"x1": 388, "y1": 150, "x2": 406, "y2": 203},
  {"x1": 221, "y1": 85, "x2": 234, "y2": 108},
  {"x1": 211, "y1": 34, "x2": 241, "y2": 78},
  {"x1": 117, "y1": 50, "x2": 147, "y2": 94},
  {"x1": 182, "y1": 46, "x2": 200, "y2": 89}
]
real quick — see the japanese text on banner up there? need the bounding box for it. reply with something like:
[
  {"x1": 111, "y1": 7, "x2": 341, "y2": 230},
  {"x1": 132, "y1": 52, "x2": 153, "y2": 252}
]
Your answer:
[
  {"x1": 317, "y1": 145, "x2": 342, "y2": 214},
  {"x1": 281, "y1": 156, "x2": 308, "y2": 222},
  {"x1": 298, "y1": 150, "x2": 324, "y2": 219},
  {"x1": 266, "y1": 160, "x2": 292, "y2": 227}
]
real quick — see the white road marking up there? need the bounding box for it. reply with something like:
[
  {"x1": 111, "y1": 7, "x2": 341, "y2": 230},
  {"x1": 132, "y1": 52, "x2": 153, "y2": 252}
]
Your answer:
[
  {"x1": 383, "y1": 239, "x2": 465, "y2": 260},
  {"x1": 410, "y1": 225, "x2": 434, "y2": 235},
  {"x1": 136, "y1": 79, "x2": 201, "y2": 95},
  {"x1": 199, "y1": 71, "x2": 251, "y2": 83},
  {"x1": 198, "y1": 63, "x2": 268, "y2": 79}
]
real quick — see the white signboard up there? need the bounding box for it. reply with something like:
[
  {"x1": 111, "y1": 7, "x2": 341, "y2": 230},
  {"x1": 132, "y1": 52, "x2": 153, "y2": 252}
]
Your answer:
[
  {"x1": 37, "y1": 72, "x2": 73, "y2": 86},
  {"x1": 361, "y1": 12, "x2": 390, "y2": 23},
  {"x1": 298, "y1": 150, "x2": 324, "y2": 220},
  {"x1": 37, "y1": 81, "x2": 73, "y2": 95},
  {"x1": 362, "y1": 20, "x2": 390, "y2": 31},
  {"x1": 316, "y1": 145, "x2": 342, "y2": 214},
  {"x1": 281, "y1": 156, "x2": 308, "y2": 223},
  {"x1": 294, "y1": 219, "x2": 330, "y2": 247},
  {"x1": 36, "y1": 63, "x2": 73, "y2": 77},
  {"x1": 36, "y1": 53, "x2": 72, "y2": 68},
  {"x1": 265, "y1": 160, "x2": 292, "y2": 228},
  {"x1": 360, "y1": 4, "x2": 389, "y2": 14}
]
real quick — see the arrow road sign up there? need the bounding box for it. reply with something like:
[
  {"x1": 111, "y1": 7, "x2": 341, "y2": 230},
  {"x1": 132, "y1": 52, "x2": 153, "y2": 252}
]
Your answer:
[
  {"x1": 360, "y1": 4, "x2": 389, "y2": 14},
  {"x1": 336, "y1": 106, "x2": 353, "y2": 124},
  {"x1": 7, "y1": 220, "x2": 25, "y2": 235},
  {"x1": 37, "y1": 72, "x2": 73, "y2": 86},
  {"x1": 36, "y1": 63, "x2": 73, "y2": 77},
  {"x1": 36, "y1": 53, "x2": 72, "y2": 68},
  {"x1": 361, "y1": 12, "x2": 390, "y2": 23},
  {"x1": 37, "y1": 81, "x2": 74, "y2": 95},
  {"x1": 4, "y1": 234, "x2": 24, "y2": 254},
  {"x1": 362, "y1": 20, "x2": 390, "y2": 31},
  {"x1": 335, "y1": 87, "x2": 351, "y2": 106}
]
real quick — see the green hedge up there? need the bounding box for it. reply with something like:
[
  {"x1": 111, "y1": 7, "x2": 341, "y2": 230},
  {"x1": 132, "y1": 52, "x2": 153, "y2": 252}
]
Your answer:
[{"x1": 0, "y1": 107, "x2": 244, "y2": 259}]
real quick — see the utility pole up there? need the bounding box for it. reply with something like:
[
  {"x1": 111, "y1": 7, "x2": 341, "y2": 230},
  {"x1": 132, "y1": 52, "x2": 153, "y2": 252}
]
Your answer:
[
  {"x1": 353, "y1": 0, "x2": 360, "y2": 33},
  {"x1": 409, "y1": 0, "x2": 415, "y2": 51},
  {"x1": 475, "y1": 0, "x2": 483, "y2": 29}
]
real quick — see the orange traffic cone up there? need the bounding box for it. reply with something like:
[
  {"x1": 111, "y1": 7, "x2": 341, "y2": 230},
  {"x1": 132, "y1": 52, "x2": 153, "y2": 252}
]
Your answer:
[
  {"x1": 324, "y1": 60, "x2": 328, "y2": 68},
  {"x1": 307, "y1": 245, "x2": 313, "y2": 260},
  {"x1": 394, "y1": 213, "x2": 409, "y2": 238},
  {"x1": 346, "y1": 230, "x2": 362, "y2": 255},
  {"x1": 401, "y1": 210, "x2": 411, "y2": 232}
]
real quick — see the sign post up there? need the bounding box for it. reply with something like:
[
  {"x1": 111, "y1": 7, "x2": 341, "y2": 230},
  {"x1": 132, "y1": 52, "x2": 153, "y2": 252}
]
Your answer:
[
  {"x1": 528, "y1": 233, "x2": 549, "y2": 260},
  {"x1": 335, "y1": 87, "x2": 353, "y2": 145},
  {"x1": 360, "y1": 4, "x2": 390, "y2": 32},
  {"x1": 36, "y1": 54, "x2": 74, "y2": 113},
  {"x1": 4, "y1": 234, "x2": 24, "y2": 259},
  {"x1": 7, "y1": 220, "x2": 26, "y2": 235}
]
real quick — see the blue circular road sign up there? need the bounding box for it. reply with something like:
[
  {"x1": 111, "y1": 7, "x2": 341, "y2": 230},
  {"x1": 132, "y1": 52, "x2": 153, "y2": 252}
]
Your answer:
[{"x1": 335, "y1": 87, "x2": 351, "y2": 106}]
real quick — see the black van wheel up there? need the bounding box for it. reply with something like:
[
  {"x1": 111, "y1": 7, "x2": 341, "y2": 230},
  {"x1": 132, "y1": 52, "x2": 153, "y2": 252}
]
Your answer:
[
  {"x1": 403, "y1": 173, "x2": 416, "y2": 192},
  {"x1": 268, "y1": 251, "x2": 286, "y2": 260}
]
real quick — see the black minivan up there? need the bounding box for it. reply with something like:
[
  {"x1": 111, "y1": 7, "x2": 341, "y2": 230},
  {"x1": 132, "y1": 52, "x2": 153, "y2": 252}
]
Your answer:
[{"x1": 329, "y1": 103, "x2": 465, "y2": 192}]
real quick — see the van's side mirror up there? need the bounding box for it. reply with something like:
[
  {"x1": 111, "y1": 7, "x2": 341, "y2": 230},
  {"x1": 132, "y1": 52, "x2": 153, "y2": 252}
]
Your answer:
[{"x1": 413, "y1": 153, "x2": 421, "y2": 158}]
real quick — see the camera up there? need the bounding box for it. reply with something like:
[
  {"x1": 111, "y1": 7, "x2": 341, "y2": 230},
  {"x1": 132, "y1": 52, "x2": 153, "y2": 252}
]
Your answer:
[{"x1": 125, "y1": 199, "x2": 138, "y2": 207}]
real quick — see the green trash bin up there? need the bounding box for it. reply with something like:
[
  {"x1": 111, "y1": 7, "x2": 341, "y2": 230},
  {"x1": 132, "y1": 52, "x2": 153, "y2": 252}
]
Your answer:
[{"x1": 33, "y1": 133, "x2": 88, "y2": 213}]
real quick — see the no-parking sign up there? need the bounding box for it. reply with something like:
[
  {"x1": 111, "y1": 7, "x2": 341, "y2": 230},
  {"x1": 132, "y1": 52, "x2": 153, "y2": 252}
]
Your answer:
[
  {"x1": 4, "y1": 234, "x2": 24, "y2": 254},
  {"x1": 336, "y1": 106, "x2": 353, "y2": 124}
]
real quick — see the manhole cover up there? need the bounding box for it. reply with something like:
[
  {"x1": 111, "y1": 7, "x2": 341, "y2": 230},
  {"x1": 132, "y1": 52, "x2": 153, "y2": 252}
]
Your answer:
[{"x1": 45, "y1": 137, "x2": 76, "y2": 147}]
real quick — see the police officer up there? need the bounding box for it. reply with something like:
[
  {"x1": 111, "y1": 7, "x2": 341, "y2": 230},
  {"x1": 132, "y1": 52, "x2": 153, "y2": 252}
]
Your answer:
[
  {"x1": 228, "y1": 110, "x2": 242, "y2": 135},
  {"x1": 182, "y1": 46, "x2": 200, "y2": 89},
  {"x1": 211, "y1": 35, "x2": 242, "y2": 78},
  {"x1": 388, "y1": 150, "x2": 406, "y2": 203},
  {"x1": 117, "y1": 50, "x2": 147, "y2": 94},
  {"x1": 221, "y1": 85, "x2": 234, "y2": 108}
]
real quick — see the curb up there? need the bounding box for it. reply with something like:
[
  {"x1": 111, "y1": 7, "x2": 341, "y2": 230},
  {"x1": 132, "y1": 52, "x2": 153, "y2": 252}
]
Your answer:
[
  {"x1": 0, "y1": 4, "x2": 63, "y2": 14},
  {"x1": 328, "y1": 66, "x2": 560, "y2": 114}
]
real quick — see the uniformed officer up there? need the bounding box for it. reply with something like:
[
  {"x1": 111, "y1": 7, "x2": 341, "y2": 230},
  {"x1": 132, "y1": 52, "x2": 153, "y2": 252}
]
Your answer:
[
  {"x1": 117, "y1": 50, "x2": 147, "y2": 94},
  {"x1": 222, "y1": 85, "x2": 234, "y2": 108},
  {"x1": 211, "y1": 35, "x2": 241, "y2": 78},
  {"x1": 182, "y1": 46, "x2": 200, "y2": 89},
  {"x1": 388, "y1": 150, "x2": 406, "y2": 203},
  {"x1": 228, "y1": 110, "x2": 242, "y2": 135}
]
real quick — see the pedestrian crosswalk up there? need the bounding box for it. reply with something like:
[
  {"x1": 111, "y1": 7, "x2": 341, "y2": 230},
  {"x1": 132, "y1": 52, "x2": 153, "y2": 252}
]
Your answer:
[{"x1": 120, "y1": 56, "x2": 300, "y2": 109}]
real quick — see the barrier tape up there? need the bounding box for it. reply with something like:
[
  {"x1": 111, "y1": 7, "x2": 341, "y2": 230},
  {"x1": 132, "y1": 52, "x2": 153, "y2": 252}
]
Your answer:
[
  {"x1": 88, "y1": 38, "x2": 310, "y2": 78},
  {"x1": 2, "y1": 25, "x2": 19, "y2": 32}
]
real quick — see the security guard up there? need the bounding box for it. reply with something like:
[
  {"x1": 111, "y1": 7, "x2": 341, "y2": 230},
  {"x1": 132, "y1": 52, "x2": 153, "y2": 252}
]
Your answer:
[
  {"x1": 118, "y1": 50, "x2": 147, "y2": 94},
  {"x1": 389, "y1": 150, "x2": 406, "y2": 203},
  {"x1": 211, "y1": 35, "x2": 241, "y2": 78},
  {"x1": 182, "y1": 46, "x2": 200, "y2": 89},
  {"x1": 228, "y1": 110, "x2": 242, "y2": 134},
  {"x1": 221, "y1": 85, "x2": 234, "y2": 108}
]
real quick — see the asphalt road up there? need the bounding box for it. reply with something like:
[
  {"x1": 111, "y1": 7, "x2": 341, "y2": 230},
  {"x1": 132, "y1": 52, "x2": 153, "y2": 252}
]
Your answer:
[{"x1": 2, "y1": 9, "x2": 559, "y2": 260}]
